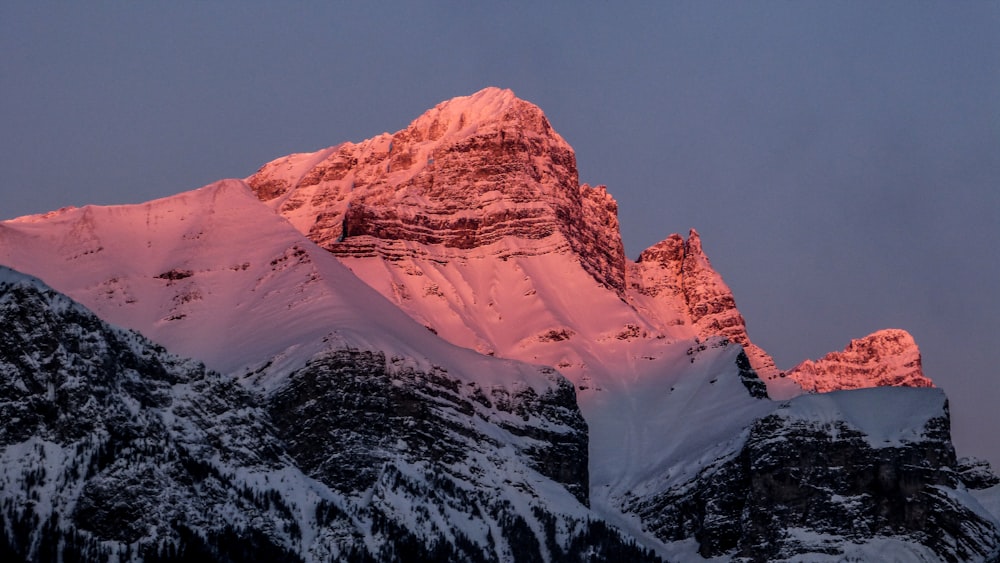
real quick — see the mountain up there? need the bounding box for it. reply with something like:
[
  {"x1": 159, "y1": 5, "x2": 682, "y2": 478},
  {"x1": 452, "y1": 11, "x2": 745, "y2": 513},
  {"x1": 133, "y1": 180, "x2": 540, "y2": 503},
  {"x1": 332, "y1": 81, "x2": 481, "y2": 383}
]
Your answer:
[
  {"x1": 247, "y1": 89, "x2": 773, "y2": 392},
  {"x1": 0, "y1": 265, "x2": 314, "y2": 561},
  {"x1": 2, "y1": 87, "x2": 997, "y2": 561},
  {"x1": 630, "y1": 385, "x2": 1000, "y2": 561},
  {"x1": 246, "y1": 87, "x2": 925, "y2": 400}
]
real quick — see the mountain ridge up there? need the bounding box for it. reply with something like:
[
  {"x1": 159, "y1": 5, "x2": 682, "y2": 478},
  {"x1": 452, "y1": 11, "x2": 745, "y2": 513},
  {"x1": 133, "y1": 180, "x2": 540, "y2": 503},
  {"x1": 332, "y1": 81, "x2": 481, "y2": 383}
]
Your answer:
[
  {"x1": 1, "y1": 87, "x2": 993, "y2": 562},
  {"x1": 246, "y1": 87, "x2": 928, "y2": 400}
]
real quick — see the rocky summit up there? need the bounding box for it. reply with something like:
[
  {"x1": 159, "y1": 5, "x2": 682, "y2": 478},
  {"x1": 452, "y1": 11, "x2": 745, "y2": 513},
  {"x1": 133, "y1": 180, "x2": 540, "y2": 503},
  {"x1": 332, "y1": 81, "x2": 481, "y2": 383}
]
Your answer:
[
  {"x1": 1, "y1": 88, "x2": 997, "y2": 562},
  {"x1": 786, "y1": 328, "x2": 934, "y2": 393},
  {"x1": 248, "y1": 87, "x2": 626, "y2": 295}
]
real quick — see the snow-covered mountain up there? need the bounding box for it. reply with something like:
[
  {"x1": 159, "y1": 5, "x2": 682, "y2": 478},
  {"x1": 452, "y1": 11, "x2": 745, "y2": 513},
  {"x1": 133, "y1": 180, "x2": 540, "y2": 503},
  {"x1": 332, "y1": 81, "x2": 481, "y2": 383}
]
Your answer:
[
  {"x1": 0, "y1": 265, "x2": 319, "y2": 561},
  {"x1": 2, "y1": 87, "x2": 997, "y2": 562}
]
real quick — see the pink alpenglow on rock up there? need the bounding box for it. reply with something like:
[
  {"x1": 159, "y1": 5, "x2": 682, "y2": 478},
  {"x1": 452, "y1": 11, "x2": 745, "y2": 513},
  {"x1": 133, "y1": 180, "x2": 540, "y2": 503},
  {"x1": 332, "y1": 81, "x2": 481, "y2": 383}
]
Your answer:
[
  {"x1": 627, "y1": 229, "x2": 780, "y2": 382},
  {"x1": 786, "y1": 328, "x2": 933, "y2": 393},
  {"x1": 247, "y1": 87, "x2": 627, "y2": 295}
]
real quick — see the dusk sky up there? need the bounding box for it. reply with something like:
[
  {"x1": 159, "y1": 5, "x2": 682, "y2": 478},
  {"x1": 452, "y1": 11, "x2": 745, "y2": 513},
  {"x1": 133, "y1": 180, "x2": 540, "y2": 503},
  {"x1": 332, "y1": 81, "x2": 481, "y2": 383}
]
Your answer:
[{"x1": 2, "y1": 4, "x2": 999, "y2": 464}]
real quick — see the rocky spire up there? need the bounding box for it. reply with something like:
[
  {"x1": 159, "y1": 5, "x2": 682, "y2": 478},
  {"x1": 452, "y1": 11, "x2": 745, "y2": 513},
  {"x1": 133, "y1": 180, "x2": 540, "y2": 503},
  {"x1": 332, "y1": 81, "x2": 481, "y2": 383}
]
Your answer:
[{"x1": 629, "y1": 229, "x2": 781, "y2": 380}]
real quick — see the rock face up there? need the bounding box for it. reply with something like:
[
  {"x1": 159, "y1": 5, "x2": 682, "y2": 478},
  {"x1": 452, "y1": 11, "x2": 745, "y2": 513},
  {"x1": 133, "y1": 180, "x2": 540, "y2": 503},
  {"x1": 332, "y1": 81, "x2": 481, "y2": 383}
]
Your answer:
[
  {"x1": 625, "y1": 387, "x2": 1000, "y2": 562},
  {"x1": 959, "y1": 457, "x2": 1000, "y2": 490},
  {"x1": 267, "y1": 347, "x2": 590, "y2": 505},
  {"x1": 247, "y1": 87, "x2": 627, "y2": 295},
  {"x1": 627, "y1": 229, "x2": 780, "y2": 382},
  {"x1": 786, "y1": 328, "x2": 934, "y2": 393}
]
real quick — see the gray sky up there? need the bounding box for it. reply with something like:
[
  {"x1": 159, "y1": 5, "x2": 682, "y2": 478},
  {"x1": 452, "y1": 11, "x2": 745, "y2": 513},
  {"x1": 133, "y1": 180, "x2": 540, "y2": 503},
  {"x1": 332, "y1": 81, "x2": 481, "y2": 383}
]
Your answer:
[{"x1": 2, "y1": 3, "x2": 999, "y2": 465}]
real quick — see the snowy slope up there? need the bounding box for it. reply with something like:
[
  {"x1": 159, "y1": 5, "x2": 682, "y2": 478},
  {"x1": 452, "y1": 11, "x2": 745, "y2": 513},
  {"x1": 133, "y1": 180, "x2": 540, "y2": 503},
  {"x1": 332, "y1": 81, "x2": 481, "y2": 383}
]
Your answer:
[
  {"x1": 0, "y1": 265, "x2": 340, "y2": 561},
  {"x1": 0, "y1": 179, "x2": 567, "y2": 396},
  {"x1": 0, "y1": 239, "x2": 654, "y2": 560}
]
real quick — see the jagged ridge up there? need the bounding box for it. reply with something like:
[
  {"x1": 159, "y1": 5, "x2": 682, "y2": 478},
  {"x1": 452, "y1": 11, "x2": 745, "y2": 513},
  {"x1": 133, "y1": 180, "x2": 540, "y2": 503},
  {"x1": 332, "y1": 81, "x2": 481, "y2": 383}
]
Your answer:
[{"x1": 1, "y1": 87, "x2": 992, "y2": 562}]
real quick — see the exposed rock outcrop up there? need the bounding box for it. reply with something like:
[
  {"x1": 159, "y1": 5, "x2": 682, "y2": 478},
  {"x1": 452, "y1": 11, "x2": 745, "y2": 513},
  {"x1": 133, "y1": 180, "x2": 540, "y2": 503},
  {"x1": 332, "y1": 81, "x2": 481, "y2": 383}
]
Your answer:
[
  {"x1": 786, "y1": 328, "x2": 934, "y2": 393},
  {"x1": 247, "y1": 87, "x2": 627, "y2": 294},
  {"x1": 267, "y1": 347, "x2": 591, "y2": 505},
  {"x1": 959, "y1": 457, "x2": 1000, "y2": 490},
  {"x1": 628, "y1": 229, "x2": 780, "y2": 381}
]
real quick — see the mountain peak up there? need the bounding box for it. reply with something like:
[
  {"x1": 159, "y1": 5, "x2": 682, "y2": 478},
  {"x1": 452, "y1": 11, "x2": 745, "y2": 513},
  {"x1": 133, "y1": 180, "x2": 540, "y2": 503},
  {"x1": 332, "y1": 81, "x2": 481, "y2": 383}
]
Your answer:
[
  {"x1": 247, "y1": 88, "x2": 625, "y2": 293},
  {"x1": 636, "y1": 232, "x2": 685, "y2": 265},
  {"x1": 786, "y1": 328, "x2": 933, "y2": 393},
  {"x1": 628, "y1": 230, "x2": 784, "y2": 388},
  {"x1": 414, "y1": 87, "x2": 520, "y2": 129},
  {"x1": 437, "y1": 86, "x2": 517, "y2": 112},
  {"x1": 408, "y1": 87, "x2": 559, "y2": 139},
  {"x1": 635, "y1": 229, "x2": 705, "y2": 266}
]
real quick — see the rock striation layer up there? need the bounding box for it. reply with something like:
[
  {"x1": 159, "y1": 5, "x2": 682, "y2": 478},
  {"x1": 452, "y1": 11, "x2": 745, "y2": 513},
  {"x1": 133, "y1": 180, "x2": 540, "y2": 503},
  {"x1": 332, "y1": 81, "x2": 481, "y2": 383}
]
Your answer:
[{"x1": 247, "y1": 87, "x2": 627, "y2": 295}]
